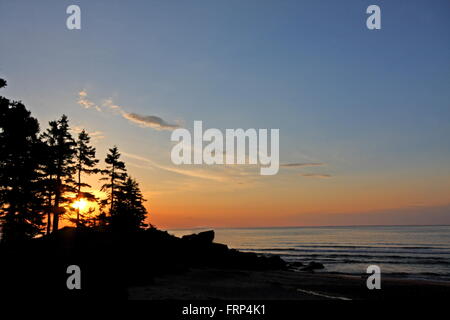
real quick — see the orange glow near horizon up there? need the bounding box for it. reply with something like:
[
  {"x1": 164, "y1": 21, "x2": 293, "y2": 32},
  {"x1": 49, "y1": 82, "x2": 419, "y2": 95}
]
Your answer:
[
  {"x1": 142, "y1": 174, "x2": 450, "y2": 229},
  {"x1": 76, "y1": 162, "x2": 450, "y2": 230}
]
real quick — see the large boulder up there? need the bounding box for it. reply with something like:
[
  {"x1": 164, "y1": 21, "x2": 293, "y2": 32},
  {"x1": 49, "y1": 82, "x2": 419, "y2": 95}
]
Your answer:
[{"x1": 182, "y1": 230, "x2": 215, "y2": 244}]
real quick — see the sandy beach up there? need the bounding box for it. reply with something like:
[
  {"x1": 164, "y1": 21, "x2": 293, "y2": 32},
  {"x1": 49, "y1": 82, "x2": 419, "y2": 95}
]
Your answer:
[{"x1": 129, "y1": 267, "x2": 450, "y2": 300}]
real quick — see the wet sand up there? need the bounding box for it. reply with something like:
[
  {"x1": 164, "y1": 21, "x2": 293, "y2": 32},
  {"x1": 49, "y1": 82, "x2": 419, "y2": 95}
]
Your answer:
[{"x1": 129, "y1": 268, "x2": 450, "y2": 300}]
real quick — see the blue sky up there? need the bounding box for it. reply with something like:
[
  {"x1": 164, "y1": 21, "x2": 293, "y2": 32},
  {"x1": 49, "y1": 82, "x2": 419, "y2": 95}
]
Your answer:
[{"x1": 1, "y1": 0, "x2": 449, "y2": 227}]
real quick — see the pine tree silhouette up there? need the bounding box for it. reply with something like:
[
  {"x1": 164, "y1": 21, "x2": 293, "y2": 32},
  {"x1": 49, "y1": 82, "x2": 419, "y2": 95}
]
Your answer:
[
  {"x1": 41, "y1": 115, "x2": 77, "y2": 232},
  {"x1": 110, "y1": 176, "x2": 148, "y2": 232},
  {"x1": 0, "y1": 78, "x2": 46, "y2": 242},
  {"x1": 100, "y1": 146, "x2": 127, "y2": 216},
  {"x1": 74, "y1": 129, "x2": 100, "y2": 226}
]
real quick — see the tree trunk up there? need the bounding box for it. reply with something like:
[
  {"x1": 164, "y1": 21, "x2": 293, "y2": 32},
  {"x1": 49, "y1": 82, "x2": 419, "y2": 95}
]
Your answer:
[
  {"x1": 110, "y1": 165, "x2": 115, "y2": 214},
  {"x1": 46, "y1": 211, "x2": 51, "y2": 235},
  {"x1": 46, "y1": 174, "x2": 53, "y2": 234},
  {"x1": 77, "y1": 158, "x2": 81, "y2": 227},
  {"x1": 52, "y1": 176, "x2": 61, "y2": 233}
]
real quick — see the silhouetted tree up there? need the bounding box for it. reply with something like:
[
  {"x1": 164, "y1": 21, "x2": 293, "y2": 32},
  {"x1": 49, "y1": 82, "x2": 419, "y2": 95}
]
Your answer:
[
  {"x1": 0, "y1": 78, "x2": 46, "y2": 242},
  {"x1": 73, "y1": 130, "x2": 99, "y2": 226},
  {"x1": 41, "y1": 115, "x2": 76, "y2": 232},
  {"x1": 0, "y1": 79, "x2": 152, "y2": 240},
  {"x1": 100, "y1": 146, "x2": 127, "y2": 215},
  {"x1": 110, "y1": 177, "x2": 148, "y2": 232},
  {"x1": 40, "y1": 144, "x2": 55, "y2": 235}
]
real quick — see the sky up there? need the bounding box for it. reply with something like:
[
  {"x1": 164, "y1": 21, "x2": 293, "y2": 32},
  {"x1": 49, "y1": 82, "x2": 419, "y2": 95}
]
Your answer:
[{"x1": 1, "y1": 0, "x2": 449, "y2": 228}]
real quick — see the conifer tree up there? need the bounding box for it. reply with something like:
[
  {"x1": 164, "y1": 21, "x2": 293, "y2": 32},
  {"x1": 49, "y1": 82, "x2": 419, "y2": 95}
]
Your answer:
[
  {"x1": 0, "y1": 78, "x2": 45, "y2": 242},
  {"x1": 74, "y1": 130, "x2": 99, "y2": 226},
  {"x1": 110, "y1": 177, "x2": 148, "y2": 232},
  {"x1": 100, "y1": 146, "x2": 127, "y2": 215},
  {"x1": 41, "y1": 115, "x2": 76, "y2": 232}
]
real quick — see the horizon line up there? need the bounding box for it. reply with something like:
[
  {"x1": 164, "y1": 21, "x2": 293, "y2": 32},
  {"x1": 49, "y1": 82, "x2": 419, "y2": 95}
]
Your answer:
[{"x1": 165, "y1": 223, "x2": 450, "y2": 231}]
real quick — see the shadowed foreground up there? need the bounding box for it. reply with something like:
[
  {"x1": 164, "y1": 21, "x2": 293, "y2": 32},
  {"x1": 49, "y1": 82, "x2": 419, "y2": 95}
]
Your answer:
[
  {"x1": 0, "y1": 227, "x2": 285, "y2": 299},
  {"x1": 2, "y1": 226, "x2": 449, "y2": 300},
  {"x1": 129, "y1": 268, "x2": 450, "y2": 300}
]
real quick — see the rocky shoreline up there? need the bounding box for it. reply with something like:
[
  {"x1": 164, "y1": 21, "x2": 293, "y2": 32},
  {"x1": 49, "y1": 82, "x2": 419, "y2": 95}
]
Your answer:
[
  {"x1": 2, "y1": 227, "x2": 449, "y2": 300},
  {"x1": 1, "y1": 227, "x2": 289, "y2": 299}
]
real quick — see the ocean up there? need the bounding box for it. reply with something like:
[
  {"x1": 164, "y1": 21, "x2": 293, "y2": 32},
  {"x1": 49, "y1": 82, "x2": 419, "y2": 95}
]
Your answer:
[{"x1": 169, "y1": 225, "x2": 450, "y2": 282}]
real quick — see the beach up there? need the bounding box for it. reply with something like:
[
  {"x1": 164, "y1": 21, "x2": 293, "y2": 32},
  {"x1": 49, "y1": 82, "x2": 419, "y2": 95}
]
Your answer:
[{"x1": 129, "y1": 267, "x2": 450, "y2": 300}]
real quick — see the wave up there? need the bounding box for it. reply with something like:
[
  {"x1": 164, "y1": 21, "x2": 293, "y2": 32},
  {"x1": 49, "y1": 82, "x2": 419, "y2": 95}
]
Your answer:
[
  {"x1": 238, "y1": 248, "x2": 450, "y2": 266},
  {"x1": 219, "y1": 226, "x2": 450, "y2": 282},
  {"x1": 237, "y1": 247, "x2": 450, "y2": 256},
  {"x1": 242, "y1": 245, "x2": 449, "y2": 250}
]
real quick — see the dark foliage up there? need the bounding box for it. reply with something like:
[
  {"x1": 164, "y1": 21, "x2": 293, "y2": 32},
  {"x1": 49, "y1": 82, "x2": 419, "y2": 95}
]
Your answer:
[
  {"x1": 73, "y1": 130, "x2": 100, "y2": 226},
  {"x1": 100, "y1": 146, "x2": 127, "y2": 214},
  {"x1": 41, "y1": 115, "x2": 77, "y2": 232},
  {"x1": 110, "y1": 177, "x2": 148, "y2": 232},
  {"x1": 0, "y1": 79, "x2": 46, "y2": 242}
]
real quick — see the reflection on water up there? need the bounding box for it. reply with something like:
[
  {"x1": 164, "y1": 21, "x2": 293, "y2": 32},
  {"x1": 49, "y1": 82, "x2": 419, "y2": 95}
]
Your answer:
[{"x1": 169, "y1": 225, "x2": 450, "y2": 281}]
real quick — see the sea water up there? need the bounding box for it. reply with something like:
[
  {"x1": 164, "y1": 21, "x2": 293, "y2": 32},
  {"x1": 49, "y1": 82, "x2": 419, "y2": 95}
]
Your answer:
[{"x1": 169, "y1": 225, "x2": 450, "y2": 282}]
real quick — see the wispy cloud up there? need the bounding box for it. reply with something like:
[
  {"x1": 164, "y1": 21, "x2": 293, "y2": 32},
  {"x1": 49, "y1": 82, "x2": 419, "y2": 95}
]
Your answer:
[
  {"x1": 121, "y1": 151, "x2": 261, "y2": 183},
  {"x1": 121, "y1": 152, "x2": 160, "y2": 165},
  {"x1": 78, "y1": 90, "x2": 101, "y2": 111},
  {"x1": 122, "y1": 113, "x2": 179, "y2": 130},
  {"x1": 159, "y1": 166, "x2": 228, "y2": 182},
  {"x1": 281, "y1": 162, "x2": 326, "y2": 168},
  {"x1": 77, "y1": 90, "x2": 179, "y2": 131},
  {"x1": 122, "y1": 151, "x2": 228, "y2": 182},
  {"x1": 300, "y1": 173, "x2": 332, "y2": 179}
]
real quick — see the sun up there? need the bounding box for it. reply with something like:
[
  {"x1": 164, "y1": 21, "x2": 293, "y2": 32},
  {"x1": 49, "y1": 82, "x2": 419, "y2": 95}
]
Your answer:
[{"x1": 72, "y1": 198, "x2": 88, "y2": 211}]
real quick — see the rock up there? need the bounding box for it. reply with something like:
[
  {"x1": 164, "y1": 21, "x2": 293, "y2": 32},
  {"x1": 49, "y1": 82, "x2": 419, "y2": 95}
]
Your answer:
[
  {"x1": 210, "y1": 242, "x2": 229, "y2": 253},
  {"x1": 301, "y1": 261, "x2": 325, "y2": 272},
  {"x1": 182, "y1": 230, "x2": 215, "y2": 243},
  {"x1": 290, "y1": 261, "x2": 304, "y2": 268},
  {"x1": 266, "y1": 255, "x2": 286, "y2": 269}
]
